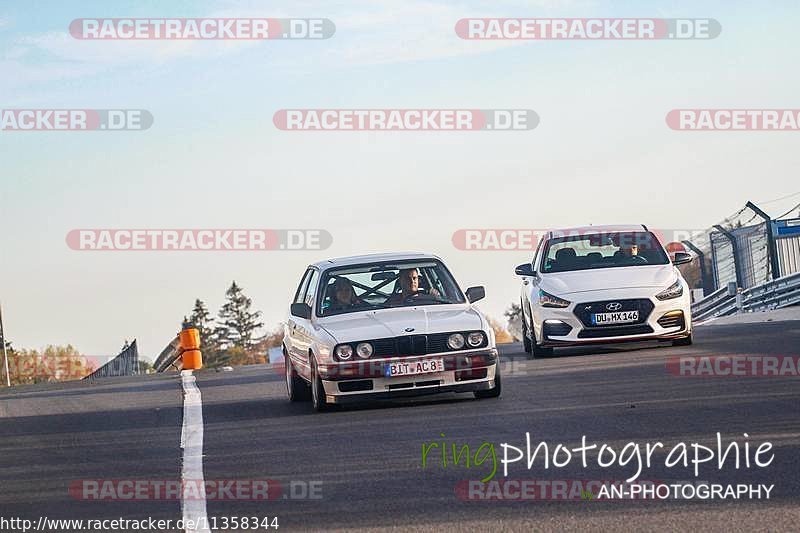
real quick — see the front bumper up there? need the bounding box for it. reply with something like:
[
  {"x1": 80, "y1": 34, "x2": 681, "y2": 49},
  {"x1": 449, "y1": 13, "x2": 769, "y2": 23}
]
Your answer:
[
  {"x1": 534, "y1": 289, "x2": 692, "y2": 347},
  {"x1": 328, "y1": 380, "x2": 495, "y2": 404},
  {"x1": 317, "y1": 348, "x2": 498, "y2": 403}
]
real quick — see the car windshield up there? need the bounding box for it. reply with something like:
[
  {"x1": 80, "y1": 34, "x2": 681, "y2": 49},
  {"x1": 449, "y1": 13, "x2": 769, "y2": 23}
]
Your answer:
[
  {"x1": 541, "y1": 231, "x2": 669, "y2": 273},
  {"x1": 317, "y1": 260, "x2": 466, "y2": 316}
]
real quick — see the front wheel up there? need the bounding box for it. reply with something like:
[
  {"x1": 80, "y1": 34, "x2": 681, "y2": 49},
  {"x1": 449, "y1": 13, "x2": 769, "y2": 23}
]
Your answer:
[
  {"x1": 672, "y1": 333, "x2": 693, "y2": 346},
  {"x1": 532, "y1": 342, "x2": 554, "y2": 358},
  {"x1": 474, "y1": 361, "x2": 502, "y2": 399},
  {"x1": 530, "y1": 319, "x2": 553, "y2": 358},
  {"x1": 285, "y1": 352, "x2": 310, "y2": 402},
  {"x1": 521, "y1": 301, "x2": 532, "y2": 354},
  {"x1": 524, "y1": 308, "x2": 553, "y2": 358},
  {"x1": 310, "y1": 357, "x2": 331, "y2": 412}
]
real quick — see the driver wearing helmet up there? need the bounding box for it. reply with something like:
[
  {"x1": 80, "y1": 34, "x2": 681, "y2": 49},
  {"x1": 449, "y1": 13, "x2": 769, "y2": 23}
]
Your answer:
[{"x1": 328, "y1": 277, "x2": 364, "y2": 311}]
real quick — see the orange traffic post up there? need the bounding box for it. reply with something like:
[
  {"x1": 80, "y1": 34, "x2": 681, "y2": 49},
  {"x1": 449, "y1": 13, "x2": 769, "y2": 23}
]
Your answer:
[{"x1": 179, "y1": 322, "x2": 203, "y2": 370}]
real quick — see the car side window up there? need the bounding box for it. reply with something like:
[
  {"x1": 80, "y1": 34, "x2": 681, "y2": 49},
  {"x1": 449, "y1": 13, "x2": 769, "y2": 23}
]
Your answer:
[
  {"x1": 303, "y1": 269, "x2": 320, "y2": 308},
  {"x1": 294, "y1": 269, "x2": 312, "y2": 304},
  {"x1": 534, "y1": 237, "x2": 545, "y2": 271}
]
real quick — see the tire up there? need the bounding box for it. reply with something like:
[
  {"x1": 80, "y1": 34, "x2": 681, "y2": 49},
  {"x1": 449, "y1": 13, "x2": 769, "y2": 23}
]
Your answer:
[
  {"x1": 530, "y1": 321, "x2": 554, "y2": 358},
  {"x1": 285, "y1": 352, "x2": 310, "y2": 402},
  {"x1": 672, "y1": 333, "x2": 693, "y2": 347},
  {"x1": 474, "y1": 361, "x2": 502, "y2": 399},
  {"x1": 310, "y1": 356, "x2": 331, "y2": 412},
  {"x1": 532, "y1": 341, "x2": 554, "y2": 358},
  {"x1": 523, "y1": 304, "x2": 553, "y2": 358},
  {"x1": 521, "y1": 301, "x2": 532, "y2": 355}
]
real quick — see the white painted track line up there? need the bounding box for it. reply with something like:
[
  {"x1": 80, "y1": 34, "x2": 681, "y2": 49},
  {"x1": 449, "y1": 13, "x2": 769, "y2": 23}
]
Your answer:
[{"x1": 181, "y1": 370, "x2": 210, "y2": 533}]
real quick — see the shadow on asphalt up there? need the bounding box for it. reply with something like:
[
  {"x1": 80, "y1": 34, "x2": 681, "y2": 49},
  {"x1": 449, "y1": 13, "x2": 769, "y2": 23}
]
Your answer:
[
  {"x1": 501, "y1": 340, "x2": 677, "y2": 360},
  {"x1": 0, "y1": 404, "x2": 181, "y2": 436},
  {"x1": 0, "y1": 379, "x2": 180, "y2": 401},
  {"x1": 202, "y1": 392, "x2": 487, "y2": 421}
]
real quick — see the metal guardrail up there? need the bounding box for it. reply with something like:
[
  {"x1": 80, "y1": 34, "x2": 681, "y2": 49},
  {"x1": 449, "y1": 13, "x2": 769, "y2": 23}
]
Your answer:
[
  {"x1": 692, "y1": 271, "x2": 800, "y2": 320},
  {"x1": 741, "y1": 271, "x2": 800, "y2": 312},
  {"x1": 154, "y1": 324, "x2": 203, "y2": 373},
  {"x1": 691, "y1": 286, "x2": 736, "y2": 321},
  {"x1": 153, "y1": 336, "x2": 181, "y2": 372}
]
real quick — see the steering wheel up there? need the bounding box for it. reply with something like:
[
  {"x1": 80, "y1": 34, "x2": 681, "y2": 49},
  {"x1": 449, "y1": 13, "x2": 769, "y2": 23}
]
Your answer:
[
  {"x1": 630, "y1": 255, "x2": 648, "y2": 264},
  {"x1": 403, "y1": 291, "x2": 449, "y2": 304},
  {"x1": 402, "y1": 291, "x2": 423, "y2": 303}
]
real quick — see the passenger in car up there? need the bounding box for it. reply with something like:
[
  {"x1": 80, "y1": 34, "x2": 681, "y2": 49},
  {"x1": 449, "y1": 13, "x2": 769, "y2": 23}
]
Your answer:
[{"x1": 328, "y1": 278, "x2": 364, "y2": 311}]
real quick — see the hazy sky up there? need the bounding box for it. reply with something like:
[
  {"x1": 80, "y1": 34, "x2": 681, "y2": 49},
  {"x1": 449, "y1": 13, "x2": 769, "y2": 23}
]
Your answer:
[{"x1": 2, "y1": 0, "x2": 799, "y2": 360}]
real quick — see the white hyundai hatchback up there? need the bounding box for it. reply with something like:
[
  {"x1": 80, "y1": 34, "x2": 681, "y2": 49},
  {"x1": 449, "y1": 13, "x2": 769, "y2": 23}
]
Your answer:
[
  {"x1": 516, "y1": 225, "x2": 693, "y2": 357},
  {"x1": 283, "y1": 252, "x2": 500, "y2": 411}
]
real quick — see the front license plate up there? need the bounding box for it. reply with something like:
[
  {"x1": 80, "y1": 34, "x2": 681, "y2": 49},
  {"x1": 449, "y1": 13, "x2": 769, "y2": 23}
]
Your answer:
[
  {"x1": 592, "y1": 310, "x2": 639, "y2": 325},
  {"x1": 385, "y1": 359, "x2": 445, "y2": 377}
]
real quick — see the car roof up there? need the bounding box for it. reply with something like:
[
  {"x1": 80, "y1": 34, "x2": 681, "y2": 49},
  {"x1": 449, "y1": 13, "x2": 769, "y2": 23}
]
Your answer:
[
  {"x1": 310, "y1": 252, "x2": 443, "y2": 270},
  {"x1": 547, "y1": 224, "x2": 648, "y2": 237}
]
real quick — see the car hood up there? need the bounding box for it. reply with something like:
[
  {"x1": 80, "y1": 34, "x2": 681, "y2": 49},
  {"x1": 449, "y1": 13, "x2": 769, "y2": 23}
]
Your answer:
[
  {"x1": 540, "y1": 265, "x2": 676, "y2": 295},
  {"x1": 318, "y1": 305, "x2": 484, "y2": 343}
]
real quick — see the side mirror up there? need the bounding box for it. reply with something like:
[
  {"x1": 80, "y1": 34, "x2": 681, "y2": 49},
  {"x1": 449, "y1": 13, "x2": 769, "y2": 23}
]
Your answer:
[
  {"x1": 672, "y1": 252, "x2": 693, "y2": 265},
  {"x1": 465, "y1": 286, "x2": 486, "y2": 303},
  {"x1": 515, "y1": 263, "x2": 535, "y2": 276},
  {"x1": 290, "y1": 302, "x2": 312, "y2": 319}
]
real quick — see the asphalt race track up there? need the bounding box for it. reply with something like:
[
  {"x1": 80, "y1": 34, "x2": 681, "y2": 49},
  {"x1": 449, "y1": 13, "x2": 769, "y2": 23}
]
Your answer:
[{"x1": 1, "y1": 320, "x2": 799, "y2": 531}]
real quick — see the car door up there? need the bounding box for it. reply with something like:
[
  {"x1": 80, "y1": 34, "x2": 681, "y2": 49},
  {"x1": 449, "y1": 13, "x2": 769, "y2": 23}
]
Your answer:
[
  {"x1": 291, "y1": 268, "x2": 320, "y2": 380},
  {"x1": 523, "y1": 237, "x2": 545, "y2": 322},
  {"x1": 287, "y1": 268, "x2": 313, "y2": 365}
]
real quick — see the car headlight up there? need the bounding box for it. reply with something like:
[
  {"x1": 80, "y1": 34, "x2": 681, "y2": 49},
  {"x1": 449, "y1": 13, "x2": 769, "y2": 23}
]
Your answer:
[
  {"x1": 447, "y1": 333, "x2": 465, "y2": 350},
  {"x1": 655, "y1": 279, "x2": 684, "y2": 301},
  {"x1": 335, "y1": 345, "x2": 353, "y2": 360},
  {"x1": 539, "y1": 289, "x2": 571, "y2": 308},
  {"x1": 467, "y1": 331, "x2": 485, "y2": 347},
  {"x1": 355, "y1": 342, "x2": 373, "y2": 359}
]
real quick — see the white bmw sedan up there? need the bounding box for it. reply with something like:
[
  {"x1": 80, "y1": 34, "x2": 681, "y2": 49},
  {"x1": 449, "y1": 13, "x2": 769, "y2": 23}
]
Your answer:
[
  {"x1": 283, "y1": 252, "x2": 501, "y2": 411},
  {"x1": 516, "y1": 225, "x2": 693, "y2": 357}
]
